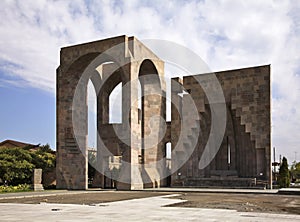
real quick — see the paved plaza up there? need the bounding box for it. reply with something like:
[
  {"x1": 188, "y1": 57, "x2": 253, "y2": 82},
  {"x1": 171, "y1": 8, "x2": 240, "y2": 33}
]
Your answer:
[{"x1": 0, "y1": 191, "x2": 299, "y2": 221}]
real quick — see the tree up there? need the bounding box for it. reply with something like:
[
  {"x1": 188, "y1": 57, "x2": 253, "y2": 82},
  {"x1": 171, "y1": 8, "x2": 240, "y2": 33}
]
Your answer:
[
  {"x1": 31, "y1": 144, "x2": 56, "y2": 173},
  {"x1": 0, "y1": 144, "x2": 56, "y2": 185},
  {"x1": 88, "y1": 151, "x2": 96, "y2": 182},
  {"x1": 0, "y1": 147, "x2": 34, "y2": 185},
  {"x1": 277, "y1": 157, "x2": 290, "y2": 188},
  {"x1": 290, "y1": 161, "x2": 300, "y2": 182}
]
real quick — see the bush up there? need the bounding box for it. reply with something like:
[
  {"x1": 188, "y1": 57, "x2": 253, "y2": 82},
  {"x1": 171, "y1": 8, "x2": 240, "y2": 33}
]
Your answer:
[
  {"x1": 291, "y1": 161, "x2": 300, "y2": 182},
  {"x1": 0, "y1": 184, "x2": 31, "y2": 193}
]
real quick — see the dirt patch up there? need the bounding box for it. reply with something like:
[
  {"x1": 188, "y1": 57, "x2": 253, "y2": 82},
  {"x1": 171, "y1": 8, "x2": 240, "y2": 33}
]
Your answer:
[
  {"x1": 0, "y1": 191, "x2": 169, "y2": 205},
  {"x1": 167, "y1": 193, "x2": 300, "y2": 215}
]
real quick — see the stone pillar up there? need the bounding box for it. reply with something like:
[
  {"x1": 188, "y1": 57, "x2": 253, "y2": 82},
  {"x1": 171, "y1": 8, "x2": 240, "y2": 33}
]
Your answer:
[
  {"x1": 56, "y1": 65, "x2": 88, "y2": 190},
  {"x1": 170, "y1": 77, "x2": 183, "y2": 186},
  {"x1": 32, "y1": 169, "x2": 44, "y2": 191}
]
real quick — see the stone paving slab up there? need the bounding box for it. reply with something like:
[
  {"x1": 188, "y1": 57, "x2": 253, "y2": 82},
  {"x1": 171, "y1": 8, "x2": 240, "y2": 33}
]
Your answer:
[{"x1": 0, "y1": 194, "x2": 300, "y2": 221}]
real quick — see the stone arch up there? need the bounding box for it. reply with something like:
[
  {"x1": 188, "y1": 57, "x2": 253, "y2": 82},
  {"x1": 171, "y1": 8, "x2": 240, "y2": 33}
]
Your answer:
[
  {"x1": 57, "y1": 36, "x2": 165, "y2": 190},
  {"x1": 138, "y1": 59, "x2": 167, "y2": 188},
  {"x1": 57, "y1": 51, "x2": 128, "y2": 190},
  {"x1": 109, "y1": 82, "x2": 122, "y2": 123},
  {"x1": 138, "y1": 59, "x2": 161, "y2": 160},
  {"x1": 56, "y1": 52, "x2": 102, "y2": 190},
  {"x1": 211, "y1": 105, "x2": 237, "y2": 176},
  {"x1": 95, "y1": 65, "x2": 128, "y2": 189}
]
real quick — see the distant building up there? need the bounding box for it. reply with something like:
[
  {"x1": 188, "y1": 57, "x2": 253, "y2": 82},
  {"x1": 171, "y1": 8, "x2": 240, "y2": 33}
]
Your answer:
[{"x1": 0, "y1": 139, "x2": 40, "y2": 151}]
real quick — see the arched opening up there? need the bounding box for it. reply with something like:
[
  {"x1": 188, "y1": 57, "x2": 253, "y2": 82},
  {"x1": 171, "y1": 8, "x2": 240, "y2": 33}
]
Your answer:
[
  {"x1": 166, "y1": 142, "x2": 172, "y2": 159},
  {"x1": 137, "y1": 80, "x2": 142, "y2": 123},
  {"x1": 165, "y1": 142, "x2": 172, "y2": 187},
  {"x1": 139, "y1": 60, "x2": 162, "y2": 161},
  {"x1": 61, "y1": 55, "x2": 126, "y2": 190},
  {"x1": 87, "y1": 80, "x2": 97, "y2": 187},
  {"x1": 138, "y1": 59, "x2": 166, "y2": 188},
  {"x1": 96, "y1": 62, "x2": 125, "y2": 189},
  {"x1": 57, "y1": 52, "x2": 104, "y2": 190},
  {"x1": 109, "y1": 82, "x2": 122, "y2": 123},
  {"x1": 210, "y1": 105, "x2": 237, "y2": 178}
]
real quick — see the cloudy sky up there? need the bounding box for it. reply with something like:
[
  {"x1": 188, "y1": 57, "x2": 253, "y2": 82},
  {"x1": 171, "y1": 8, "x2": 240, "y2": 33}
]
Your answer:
[{"x1": 0, "y1": 0, "x2": 299, "y2": 164}]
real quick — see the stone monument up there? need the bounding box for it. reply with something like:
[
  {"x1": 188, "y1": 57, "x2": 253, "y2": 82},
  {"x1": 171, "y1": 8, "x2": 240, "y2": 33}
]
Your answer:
[
  {"x1": 56, "y1": 35, "x2": 271, "y2": 190},
  {"x1": 32, "y1": 168, "x2": 44, "y2": 191}
]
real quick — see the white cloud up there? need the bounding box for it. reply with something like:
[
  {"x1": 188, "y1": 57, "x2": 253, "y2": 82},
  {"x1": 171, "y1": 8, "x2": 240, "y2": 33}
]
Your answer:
[
  {"x1": 0, "y1": 0, "x2": 102, "y2": 93},
  {"x1": 0, "y1": 0, "x2": 299, "y2": 163}
]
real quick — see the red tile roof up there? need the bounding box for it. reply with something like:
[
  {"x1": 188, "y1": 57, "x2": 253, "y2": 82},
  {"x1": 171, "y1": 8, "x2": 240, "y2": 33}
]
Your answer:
[{"x1": 0, "y1": 139, "x2": 39, "y2": 149}]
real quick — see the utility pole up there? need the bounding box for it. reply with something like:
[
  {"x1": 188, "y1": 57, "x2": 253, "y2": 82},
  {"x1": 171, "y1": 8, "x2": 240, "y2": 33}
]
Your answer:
[{"x1": 279, "y1": 154, "x2": 282, "y2": 164}]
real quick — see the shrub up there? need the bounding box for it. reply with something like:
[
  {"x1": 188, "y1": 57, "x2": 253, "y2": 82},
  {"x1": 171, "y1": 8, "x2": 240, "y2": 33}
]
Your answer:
[{"x1": 0, "y1": 184, "x2": 31, "y2": 193}]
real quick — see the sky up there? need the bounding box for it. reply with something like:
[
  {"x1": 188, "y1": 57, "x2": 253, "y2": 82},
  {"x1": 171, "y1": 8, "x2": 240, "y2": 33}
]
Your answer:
[{"x1": 0, "y1": 0, "x2": 299, "y2": 164}]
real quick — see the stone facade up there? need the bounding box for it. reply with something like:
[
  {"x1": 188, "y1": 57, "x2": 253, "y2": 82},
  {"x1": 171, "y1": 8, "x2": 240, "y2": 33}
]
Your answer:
[
  {"x1": 56, "y1": 35, "x2": 271, "y2": 190},
  {"x1": 171, "y1": 66, "x2": 271, "y2": 188},
  {"x1": 56, "y1": 36, "x2": 165, "y2": 190}
]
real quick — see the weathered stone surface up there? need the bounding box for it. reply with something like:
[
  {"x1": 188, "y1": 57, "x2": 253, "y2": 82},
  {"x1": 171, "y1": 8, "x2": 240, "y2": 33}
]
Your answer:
[
  {"x1": 32, "y1": 169, "x2": 44, "y2": 191},
  {"x1": 56, "y1": 36, "x2": 271, "y2": 190},
  {"x1": 171, "y1": 65, "x2": 271, "y2": 188},
  {"x1": 57, "y1": 35, "x2": 165, "y2": 190}
]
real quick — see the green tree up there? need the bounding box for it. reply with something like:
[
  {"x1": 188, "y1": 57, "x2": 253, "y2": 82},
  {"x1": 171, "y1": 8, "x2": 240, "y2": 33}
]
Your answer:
[
  {"x1": 0, "y1": 147, "x2": 34, "y2": 185},
  {"x1": 291, "y1": 161, "x2": 300, "y2": 182},
  {"x1": 88, "y1": 151, "x2": 96, "y2": 182},
  {"x1": 0, "y1": 144, "x2": 56, "y2": 185},
  {"x1": 278, "y1": 157, "x2": 290, "y2": 188},
  {"x1": 31, "y1": 144, "x2": 56, "y2": 173}
]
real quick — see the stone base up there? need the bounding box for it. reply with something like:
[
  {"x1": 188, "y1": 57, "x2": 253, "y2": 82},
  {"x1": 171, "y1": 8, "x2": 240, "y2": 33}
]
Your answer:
[
  {"x1": 174, "y1": 177, "x2": 257, "y2": 188},
  {"x1": 32, "y1": 184, "x2": 44, "y2": 191}
]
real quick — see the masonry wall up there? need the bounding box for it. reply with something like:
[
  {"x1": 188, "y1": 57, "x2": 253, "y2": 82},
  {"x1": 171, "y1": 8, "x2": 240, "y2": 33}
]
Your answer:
[
  {"x1": 171, "y1": 65, "x2": 271, "y2": 187},
  {"x1": 56, "y1": 35, "x2": 166, "y2": 190},
  {"x1": 57, "y1": 36, "x2": 271, "y2": 190}
]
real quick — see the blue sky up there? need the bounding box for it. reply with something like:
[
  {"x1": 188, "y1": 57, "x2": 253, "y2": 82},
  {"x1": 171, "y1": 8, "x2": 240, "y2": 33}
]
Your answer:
[
  {"x1": 0, "y1": 72, "x2": 55, "y2": 146},
  {"x1": 0, "y1": 0, "x2": 300, "y2": 164}
]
